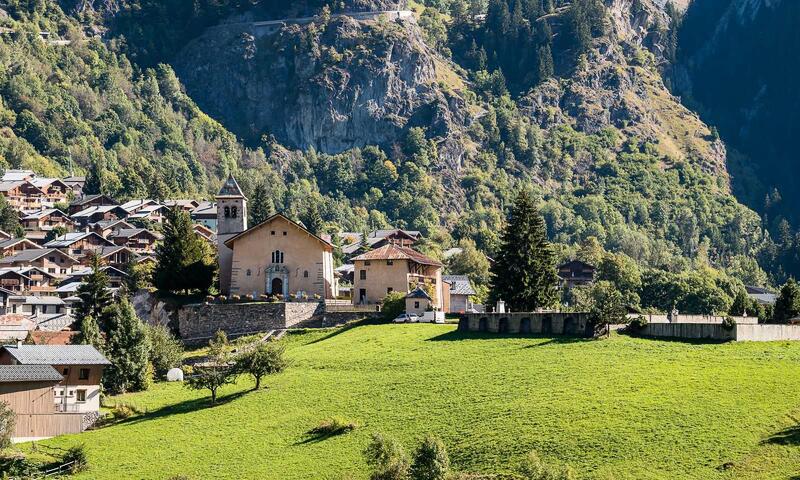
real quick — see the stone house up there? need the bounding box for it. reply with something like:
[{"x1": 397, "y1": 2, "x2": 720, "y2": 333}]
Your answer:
[
  {"x1": 406, "y1": 285, "x2": 433, "y2": 315},
  {"x1": 0, "y1": 344, "x2": 110, "y2": 416},
  {"x1": 351, "y1": 244, "x2": 446, "y2": 309},
  {"x1": 222, "y1": 212, "x2": 338, "y2": 299},
  {"x1": 442, "y1": 275, "x2": 477, "y2": 313},
  {"x1": 0, "y1": 248, "x2": 78, "y2": 278}
]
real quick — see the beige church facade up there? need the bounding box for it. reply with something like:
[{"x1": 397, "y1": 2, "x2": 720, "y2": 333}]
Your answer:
[{"x1": 218, "y1": 191, "x2": 337, "y2": 298}]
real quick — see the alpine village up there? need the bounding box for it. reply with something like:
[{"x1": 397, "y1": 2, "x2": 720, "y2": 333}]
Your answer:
[{"x1": 0, "y1": 0, "x2": 797, "y2": 479}]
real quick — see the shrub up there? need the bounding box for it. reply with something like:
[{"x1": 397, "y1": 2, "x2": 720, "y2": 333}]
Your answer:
[
  {"x1": 410, "y1": 435, "x2": 450, "y2": 480},
  {"x1": 364, "y1": 432, "x2": 410, "y2": 480},
  {"x1": 517, "y1": 450, "x2": 576, "y2": 480},
  {"x1": 205, "y1": 295, "x2": 214, "y2": 304},
  {"x1": 217, "y1": 295, "x2": 227, "y2": 303},
  {"x1": 382, "y1": 291, "x2": 407, "y2": 321},
  {"x1": 0, "y1": 401, "x2": 15, "y2": 450},
  {"x1": 111, "y1": 403, "x2": 135, "y2": 419},
  {"x1": 62, "y1": 444, "x2": 88, "y2": 473},
  {"x1": 231, "y1": 295, "x2": 241, "y2": 302},
  {"x1": 308, "y1": 417, "x2": 357, "y2": 437},
  {"x1": 147, "y1": 324, "x2": 184, "y2": 378},
  {"x1": 0, "y1": 455, "x2": 38, "y2": 477},
  {"x1": 722, "y1": 316, "x2": 737, "y2": 331},
  {"x1": 244, "y1": 294, "x2": 254, "y2": 302},
  {"x1": 627, "y1": 315, "x2": 648, "y2": 334},
  {"x1": 259, "y1": 294, "x2": 270, "y2": 302}
]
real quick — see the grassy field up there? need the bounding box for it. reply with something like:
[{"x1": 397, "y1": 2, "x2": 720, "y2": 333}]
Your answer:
[{"x1": 20, "y1": 324, "x2": 800, "y2": 479}]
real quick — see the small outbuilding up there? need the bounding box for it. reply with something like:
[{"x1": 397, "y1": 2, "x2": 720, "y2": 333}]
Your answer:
[{"x1": 406, "y1": 286, "x2": 433, "y2": 316}]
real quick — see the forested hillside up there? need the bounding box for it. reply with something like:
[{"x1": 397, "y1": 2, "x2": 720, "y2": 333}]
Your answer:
[
  {"x1": 672, "y1": 0, "x2": 800, "y2": 284},
  {"x1": 0, "y1": 0, "x2": 794, "y2": 307}
]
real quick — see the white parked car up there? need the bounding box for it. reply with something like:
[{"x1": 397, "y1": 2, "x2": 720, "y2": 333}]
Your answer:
[{"x1": 393, "y1": 313, "x2": 420, "y2": 323}]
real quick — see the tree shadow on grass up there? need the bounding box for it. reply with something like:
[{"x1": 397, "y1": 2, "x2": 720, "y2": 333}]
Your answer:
[
  {"x1": 100, "y1": 390, "x2": 250, "y2": 428},
  {"x1": 764, "y1": 423, "x2": 800, "y2": 446},
  {"x1": 427, "y1": 330, "x2": 593, "y2": 347},
  {"x1": 304, "y1": 318, "x2": 382, "y2": 345}
]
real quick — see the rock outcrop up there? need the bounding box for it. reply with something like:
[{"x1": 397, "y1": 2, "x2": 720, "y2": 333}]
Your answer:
[{"x1": 174, "y1": 11, "x2": 468, "y2": 158}]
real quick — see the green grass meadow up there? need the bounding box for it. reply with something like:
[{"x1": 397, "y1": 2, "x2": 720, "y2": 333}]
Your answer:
[{"x1": 23, "y1": 324, "x2": 800, "y2": 479}]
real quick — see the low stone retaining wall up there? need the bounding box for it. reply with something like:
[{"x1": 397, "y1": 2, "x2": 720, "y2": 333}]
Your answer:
[
  {"x1": 460, "y1": 312, "x2": 595, "y2": 337},
  {"x1": 735, "y1": 324, "x2": 800, "y2": 341},
  {"x1": 178, "y1": 302, "x2": 323, "y2": 342}
]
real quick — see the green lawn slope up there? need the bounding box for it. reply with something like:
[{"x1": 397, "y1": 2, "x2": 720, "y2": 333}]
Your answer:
[{"x1": 27, "y1": 325, "x2": 800, "y2": 479}]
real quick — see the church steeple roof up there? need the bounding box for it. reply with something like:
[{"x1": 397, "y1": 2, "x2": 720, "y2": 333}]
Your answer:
[{"x1": 217, "y1": 174, "x2": 245, "y2": 199}]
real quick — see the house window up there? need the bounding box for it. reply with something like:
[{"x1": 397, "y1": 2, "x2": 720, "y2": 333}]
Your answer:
[
  {"x1": 387, "y1": 260, "x2": 393, "y2": 266},
  {"x1": 414, "y1": 301, "x2": 420, "y2": 309},
  {"x1": 387, "y1": 287, "x2": 393, "y2": 294},
  {"x1": 360, "y1": 270, "x2": 367, "y2": 281},
  {"x1": 364, "y1": 261, "x2": 371, "y2": 266},
  {"x1": 303, "y1": 271, "x2": 309, "y2": 278},
  {"x1": 76, "y1": 389, "x2": 86, "y2": 402},
  {"x1": 271, "y1": 231, "x2": 276, "y2": 235},
  {"x1": 62, "y1": 368, "x2": 69, "y2": 376},
  {"x1": 48, "y1": 256, "x2": 55, "y2": 262},
  {"x1": 79, "y1": 368, "x2": 89, "y2": 380},
  {"x1": 283, "y1": 231, "x2": 287, "y2": 236},
  {"x1": 246, "y1": 269, "x2": 252, "y2": 276}
]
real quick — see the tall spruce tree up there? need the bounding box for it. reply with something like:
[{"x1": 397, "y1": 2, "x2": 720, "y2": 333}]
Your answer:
[
  {"x1": 75, "y1": 253, "x2": 113, "y2": 331},
  {"x1": 489, "y1": 190, "x2": 559, "y2": 311},
  {"x1": 103, "y1": 298, "x2": 151, "y2": 394},
  {"x1": 73, "y1": 314, "x2": 105, "y2": 352},
  {"x1": 249, "y1": 182, "x2": 273, "y2": 226},
  {"x1": 154, "y1": 208, "x2": 216, "y2": 294},
  {"x1": 301, "y1": 203, "x2": 324, "y2": 236},
  {"x1": 83, "y1": 159, "x2": 104, "y2": 196}
]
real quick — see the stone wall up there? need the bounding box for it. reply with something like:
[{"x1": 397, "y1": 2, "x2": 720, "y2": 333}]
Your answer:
[
  {"x1": 460, "y1": 312, "x2": 595, "y2": 337},
  {"x1": 639, "y1": 322, "x2": 735, "y2": 341},
  {"x1": 735, "y1": 324, "x2": 800, "y2": 342},
  {"x1": 178, "y1": 301, "x2": 323, "y2": 343},
  {"x1": 635, "y1": 314, "x2": 756, "y2": 325}
]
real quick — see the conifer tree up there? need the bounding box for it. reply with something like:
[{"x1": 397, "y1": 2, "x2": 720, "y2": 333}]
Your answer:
[
  {"x1": 83, "y1": 159, "x2": 104, "y2": 195},
  {"x1": 75, "y1": 253, "x2": 113, "y2": 331},
  {"x1": 73, "y1": 315, "x2": 105, "y2": 352},
  {"x1": 103, "y1": 298, "x2": 151, "y2": 394},
  {"x1": 773, "y1": 278, "x2": 800, "y2": 323},
  {"x1": 302, "y1": 203, "x2": 324, "y2": 236},
  {"x1": 154, "y1": 208, "x2": 216, "y2": 294},
  {"x1": 249, "y1": 182, "x2": 273, "y2": 226},
  {"x1": 489, "y1": 190, "x2": 559, "y2": 311}
]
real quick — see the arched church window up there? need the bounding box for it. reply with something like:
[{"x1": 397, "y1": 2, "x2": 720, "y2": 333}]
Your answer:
[
  {"x1": 224, "y1": 206, "x2": 230, "y2": 218},
  {"x1": 303, "y1": 270, "x2": 309, "y2": 278},
  {"x1": 231, "y1": 206, "x2": 238, "y2": 218}
]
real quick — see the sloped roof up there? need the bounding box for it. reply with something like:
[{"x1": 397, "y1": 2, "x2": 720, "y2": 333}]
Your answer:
[
  {"x1": 69, "y1": 194, "x2": 117, "y2": 207},
  {"x1": 0, "y1": 238, "x2": 37, "y2": 250},
  {"x1": 2, "y1": 344, "x2": 109, "y2": 365},
  {"x1": 351, "y1": 244, "x2": 442, "y2": 267},
  {"x1": 111, "y1": 228, "x2": 161, "y2": 240},
  {"x1": 22, "y1": 208, "x2": 70, "y2": 220},
  {"x1": 28, "y1": 331, "x2": 78, "y2": 345},
  {"x1": 0, "y1": 364, "x2": 62, "y2": 383},
  {"x1": 406, "y1": 285, "x2": 433, "y2": 300},
  {"x1": 44, "y1": 232, "x2": 114, "y2": 248},
  {"x1": 442, "y1": 275, "x2": 477, "y2": 296},
  {"x1": 30, "y1": 178, "x2": 67, "y2": 189},
  {"x1": 217, "y1": 175, "x2": 245, "y2": 198},
  {"x1": 32, "y1": 314, "x2": 76, "y2": 332},
  {"x1": 1, "y1": 170, "x2": 35, "y2": 182},
  {"x1": 0, "y1": 248, "x2": 77, "y2": 265},
  {"x1": 223, "y1": 213, "x2": 332, "y2": 249}
]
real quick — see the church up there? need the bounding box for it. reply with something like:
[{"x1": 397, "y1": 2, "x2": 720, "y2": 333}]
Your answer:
[{"x1": 216, "y1": 176, "x2": 338, "y2": 299}]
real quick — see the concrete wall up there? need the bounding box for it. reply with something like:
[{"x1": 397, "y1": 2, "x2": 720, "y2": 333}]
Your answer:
[
  {"x1": 178, "y1": 301, "x2": 323, "y2": 342},
  {"x1": 735, "y1": 324, "x2": 800, "y2": 341},
  {"x1": 461, "y1": 312, "x2": 594, "y2": 337}
]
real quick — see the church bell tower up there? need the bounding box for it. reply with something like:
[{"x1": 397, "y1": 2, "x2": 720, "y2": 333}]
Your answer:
[{"x1": 217, "y1": 174, "x2": 248, "y2": 295}]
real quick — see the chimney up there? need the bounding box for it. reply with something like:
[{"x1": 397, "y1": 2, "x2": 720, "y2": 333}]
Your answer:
[{"x1": 15, "y1": 339, "x2": 22, "y2": 348}]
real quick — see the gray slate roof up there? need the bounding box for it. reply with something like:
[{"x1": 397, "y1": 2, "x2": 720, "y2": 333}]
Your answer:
[
  {"x1": 0, "y1": 364, "x2": 62, "y2": 383},
  {"x1": 217, "y1": 175, "x2": 245, "y2": 198},
  {"x1": 443, "y1": 275, "x2": 477, "y2": 296},
  {"x1": 3, "y1": 344, "x2": 110, "y2": 365}
]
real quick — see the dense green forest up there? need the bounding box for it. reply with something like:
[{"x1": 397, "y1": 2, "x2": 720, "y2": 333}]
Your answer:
[{"x1": 0, "y1": 0, "x2": 795, "y2": 313}]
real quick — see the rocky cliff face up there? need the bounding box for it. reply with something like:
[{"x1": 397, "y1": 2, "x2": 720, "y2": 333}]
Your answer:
[
  {"x1": 174, "y1": 12, "x2": 468, "y2": 157},
  {"x1": 522, "y1": 0, "x2": 728, "y2": 177}
]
